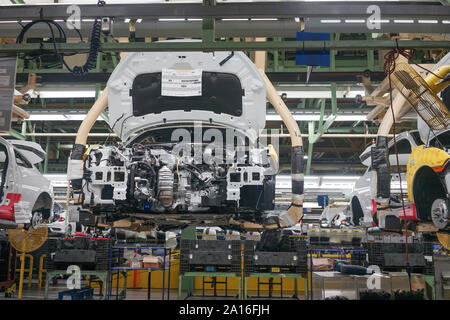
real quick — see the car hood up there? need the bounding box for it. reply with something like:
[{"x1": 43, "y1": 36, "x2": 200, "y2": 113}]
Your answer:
[
  {"x1": 9, "y1": 140, "x2": 46, "y2": 164},
  {"x1": 106, "y1": 47, "x2": 266, "y2": 142}
]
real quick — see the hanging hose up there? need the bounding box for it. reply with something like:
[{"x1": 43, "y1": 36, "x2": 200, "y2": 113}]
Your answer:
[
  {"x1": 71, "y1": 19, "x2": 103, "y2": 76},
  {"x1": 15, "y1": 0, "x2": 106, "y2": 76}
]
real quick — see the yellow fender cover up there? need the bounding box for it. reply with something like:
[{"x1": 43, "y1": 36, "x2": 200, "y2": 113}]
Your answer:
[{"x1": 407, "y1": 145, "x2": 450, "y2": 202}]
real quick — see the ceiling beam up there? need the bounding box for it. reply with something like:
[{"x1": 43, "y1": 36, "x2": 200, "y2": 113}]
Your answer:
[
  {"x1": 1, "y1": 2, "x2": 449, "y2": 20},
  {"x1": 1, "y1": 40, "x2": 449, "y2": 54}
]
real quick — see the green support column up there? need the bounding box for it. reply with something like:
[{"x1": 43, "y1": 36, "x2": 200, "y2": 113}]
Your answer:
[
  {"x1": 179, "y1": 227, "x2": 197, "y2": 299},
  {"x1": 43, "y1": 136, "x2": 50, "y2": 174},
  {"x1": 202, "y1": 0, "x2": 216, "y2": 44},
  {"x1": 27, "y1": 121, "x2": 43, "y2": 172},
  {"x1": 305, "y1": 83, "x2": 338, "y2": 174}
]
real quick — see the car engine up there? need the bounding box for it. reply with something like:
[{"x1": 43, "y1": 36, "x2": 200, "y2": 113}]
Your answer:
[{"x1": 81, "y1": 137, "x2": 276, "y2": 216}]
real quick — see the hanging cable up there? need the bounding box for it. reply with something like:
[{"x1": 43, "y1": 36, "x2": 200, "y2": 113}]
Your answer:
[
  {"x1": 15, "y1": 0, "x2": 106, "y2": 76},
  {"x1": 384, "y1": 47, "x2": 411, "y2": 290},
  {"x1": 382, "y1": 46, "x2": 444, "y2": 292}
]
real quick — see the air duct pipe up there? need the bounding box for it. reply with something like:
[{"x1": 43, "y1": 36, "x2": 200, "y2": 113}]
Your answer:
[{"x1": 260, "y1": 70, "x2": 305, "y2": 228}]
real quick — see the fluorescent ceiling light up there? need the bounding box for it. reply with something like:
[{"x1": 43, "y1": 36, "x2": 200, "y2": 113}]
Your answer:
[
  {"x1": 28, "y1": 114, "x2": 106, "y2": 122},
  {"x1": 38, "y1": 90, "x2": 98, "y2": 98},
  {"x1": 187, "y1": 18, "x2": 202, "y2": 21},
  {"x1": 158, "y1": 18, "x2": 186, "y2": 21},
  {"x1": 443, "y1": 20, "x2": 450, "y2": 24},
  {"x1": 124, "y1": 18, "x2": 131, "y2": 23},
  {"x1": 345, "y1": 19, "x2": 365, "y2": 23},
  {"x1": 418, "y1": 20, "x2": 438, "y2": 24},
  {"x1": 394, "y1": 19, "x2": 414, "y2": 23},
  {"x1": 251, "y1": 18, "x2": 278, "y2": 21},
  {"x1": 277, "y1": 90, "x2": 365, "y2": 99},
  {"x1": 136, "y1": 19, "x2": 143, "y2": 23},
  {"x1": 370, "y1": 19, "x2": 390, "y2": 23},
  {"x1": 221, "y1": 19, "x2": 249, "y2": 21},
  {"x1": 266, "y1": 114, "x2": 367, "y2": 122},
  {"x1": 320, "y1": 19, "x2": 341, "y2": 23}
]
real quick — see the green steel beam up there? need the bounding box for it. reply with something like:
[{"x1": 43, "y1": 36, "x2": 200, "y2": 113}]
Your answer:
[
  {"x1": 44, "y1": 136, "x2": 50, "y2": 174},
  {"x1": 1, "y1": 40, "x2": 449, "y2": 54},
  {"x1": 306, "y1": 83, "x2": 338, "y2": 174},
  {"x1": 9, "y1": 128, "x2": 26, "y2": 140}
]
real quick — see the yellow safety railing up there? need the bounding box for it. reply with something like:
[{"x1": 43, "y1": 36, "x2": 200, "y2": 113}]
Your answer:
[
  {"x1": 17, "y1": 252, "x2": 33, "y2": 299},
  {"x1": 38, "y1": 254, "x2": 46, "y2": 289}
]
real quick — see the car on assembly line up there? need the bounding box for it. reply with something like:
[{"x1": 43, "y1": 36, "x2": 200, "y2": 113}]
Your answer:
[
  {"x1": 349, "y1": 131, "x2": 422, "y2": 227},
  {"x1": 47, "y1": 202, "x2": 83, "y2": 236},
  {"x1": 0, "y1": 137, "x2": 54, "y2": 229},
  {"x1": 350, "y1": 129, "x2": 450, "y2": 228}
]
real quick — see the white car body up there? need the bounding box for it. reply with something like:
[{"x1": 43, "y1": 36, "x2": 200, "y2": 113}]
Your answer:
[
  {"x1": 349, "y1": 131, "x2": 420, "y2": 227},
  {"x1": 47, "y1": 202, "x2": 79, "y2": 235},
  {"x1": 0, "y1": 137, "x2": 54, "y2": 228}
]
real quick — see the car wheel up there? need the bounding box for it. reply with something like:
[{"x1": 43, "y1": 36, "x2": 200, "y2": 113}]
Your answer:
[
  {"x1": 30, "y1": 211, "x2": 43, "y2": 229},
  {"x1": 66, "y1": 224, "x2": 73, "y2": 237}
]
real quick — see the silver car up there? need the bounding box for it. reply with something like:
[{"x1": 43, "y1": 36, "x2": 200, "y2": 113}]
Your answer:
[{"x1": 0, "y1": 137, "x2": 54, "y2": 228}]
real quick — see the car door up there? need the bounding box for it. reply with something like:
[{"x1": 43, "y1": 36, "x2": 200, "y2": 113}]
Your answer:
[{"x1": 0, "y1": 141, "x2": 17, "y2": 222}]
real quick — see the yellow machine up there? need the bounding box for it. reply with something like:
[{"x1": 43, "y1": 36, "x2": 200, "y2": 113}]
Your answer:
[
  {"x1": 391, "y1": 56, "x2": 450, "y2": 248},
  {"x1": 8, "y1": 226, "x2": 48, "y2": 298}
]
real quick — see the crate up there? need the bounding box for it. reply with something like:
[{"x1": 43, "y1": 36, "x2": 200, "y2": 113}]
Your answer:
[
  {"x1": 244, "y1": 239, "x2": 307, "y2": 276},
  {"x1": 366, "y1": 242, "x2": 434, "y2": 274},
  {"x1": 179, "y1": 239, "x2": 241, "y2": 275},
  {"x1": 46, "y1": 238, "x2": 114, "y2": 271}
]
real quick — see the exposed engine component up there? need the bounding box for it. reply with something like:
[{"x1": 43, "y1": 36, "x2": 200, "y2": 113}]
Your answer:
[{"x1": 80, "y1": 138, "x2": 276, "y2": 216}]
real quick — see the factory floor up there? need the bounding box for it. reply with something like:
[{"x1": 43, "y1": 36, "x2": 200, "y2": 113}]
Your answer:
[{"x1": 0, "y1": 280, "x2": 307, "y2": 300}]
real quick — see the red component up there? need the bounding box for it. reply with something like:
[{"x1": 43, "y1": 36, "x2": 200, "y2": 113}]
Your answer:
[
  {"x1": 371, "y1": 199, "x2": 377, "y2": 215},
  {"x1": 0, "y1": 193, "x2": 22, "y2": 221},
  {"x1": 59, "y1": 217, "x2": 65, "y2": 222},
  {"x1": 74, "y1": 232, "x2": 87, "y2": 237},
  {"x1": 398, "y1": 203, "x2": 418, "y2": 221}
]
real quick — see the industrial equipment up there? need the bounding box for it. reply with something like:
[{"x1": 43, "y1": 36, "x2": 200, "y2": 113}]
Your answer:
[{"x1": 67, "y1": 48, "x2": 305, "y2": 231}]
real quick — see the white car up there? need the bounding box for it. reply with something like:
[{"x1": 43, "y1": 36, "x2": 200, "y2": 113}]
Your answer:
[
  {"x1": 0, "y1": 137, "x2": 54, "y2": 229},
  {"x1": 349, "y1": 131, "x2": 421, "y2": 227},
  {"x1": 47, "y1": 202, "x2": 80, "y2": 236}
]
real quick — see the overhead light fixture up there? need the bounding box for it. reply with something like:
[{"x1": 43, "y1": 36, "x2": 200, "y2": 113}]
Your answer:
[
  {"x1": 136, "y1": 19, "x2": 143, "y2": 23},
  {"x1": 266, "y1": 114, "x2": 367, "y2": 122},
  {"x1": 276, "y1": 90, "x2": 365, "y2": 99},
  {"x1": 251, "y1": 18, "x2": 278, "y2": 21},
  {"x1": 320, "y1": 19, "x2": 341, "y2": 23},
  {"x1": 27, "y1": 114, "x2": 106, "y2": 121},
  {"x1": 393, "y1": 19, "x2": 414, "y2": 23},
  {"x1": 158, "y1": 18, "x2": 186, "y2": 22},
  {"x1": 221, "y1": 19, "x2": 249, "y2": 21},
  {"x1": 418, "y1": 20, "x2": 438, "y2": 24},
  {"x1": 38, "y1": 90, "x2": 99, "y2": 99},
  {"x1": 344, "y1": 19, "x2": 365, "y2": 23},
  {"x1": 187, "y1": 18, "x2": 202, "y2": 21}
]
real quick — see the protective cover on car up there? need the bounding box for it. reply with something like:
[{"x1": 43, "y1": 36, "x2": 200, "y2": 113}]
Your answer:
[{"x1": 106, "y1": 49, "x2": 266, "y2": 142}]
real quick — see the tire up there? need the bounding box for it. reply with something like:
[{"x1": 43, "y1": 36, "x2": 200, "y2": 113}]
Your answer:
[
  {"x1": 351, "y1": 198, "x2": 364, "y2": 226},
  {"x1": 66, "y1": 224, "x2": 73, "y2": 237}
]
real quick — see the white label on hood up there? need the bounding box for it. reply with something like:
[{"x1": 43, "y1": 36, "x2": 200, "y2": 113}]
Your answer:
[{"x1": 161, "y1": 68, "x2": 202, "y2": 97}]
